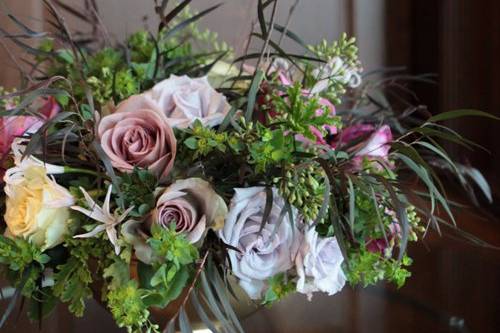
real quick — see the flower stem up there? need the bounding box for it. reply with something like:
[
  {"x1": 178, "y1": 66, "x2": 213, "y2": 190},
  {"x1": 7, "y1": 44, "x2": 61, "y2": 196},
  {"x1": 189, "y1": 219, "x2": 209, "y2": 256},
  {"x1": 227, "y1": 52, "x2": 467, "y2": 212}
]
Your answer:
[{"x1": 63, "y1": 167, "x2": 106, "y2": 178}]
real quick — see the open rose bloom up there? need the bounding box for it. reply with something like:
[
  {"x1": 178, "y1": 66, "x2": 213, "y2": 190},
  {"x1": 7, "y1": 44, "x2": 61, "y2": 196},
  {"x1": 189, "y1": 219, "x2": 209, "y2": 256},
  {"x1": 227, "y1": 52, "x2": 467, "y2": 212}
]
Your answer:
[
  {"x1": 144, "y1": 75, "x2": 231, "y2": 129},
  {"x1": 98, "y1": 95, "x2": 177, "y2": 180},
  {"x1": 219, "y1": 187, "x2": 302, "y2": 299}
]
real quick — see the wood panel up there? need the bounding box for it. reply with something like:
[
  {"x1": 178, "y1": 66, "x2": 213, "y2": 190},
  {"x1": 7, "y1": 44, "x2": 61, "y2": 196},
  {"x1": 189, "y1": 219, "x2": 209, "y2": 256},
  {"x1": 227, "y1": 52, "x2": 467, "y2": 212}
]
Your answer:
[{"x1": 386, "y1": 0, "x2": 500, "y2": 195}]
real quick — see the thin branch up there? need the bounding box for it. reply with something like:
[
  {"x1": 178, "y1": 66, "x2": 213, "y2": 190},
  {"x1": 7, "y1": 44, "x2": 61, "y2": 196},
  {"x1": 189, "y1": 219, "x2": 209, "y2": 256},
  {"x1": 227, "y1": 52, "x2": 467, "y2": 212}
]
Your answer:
[
  {"x1": 277, "y1": 0, "x2": 300, "y2": 46},
  {"x1": 162, "y1": 251, "x2": 209, "y2": 332}
]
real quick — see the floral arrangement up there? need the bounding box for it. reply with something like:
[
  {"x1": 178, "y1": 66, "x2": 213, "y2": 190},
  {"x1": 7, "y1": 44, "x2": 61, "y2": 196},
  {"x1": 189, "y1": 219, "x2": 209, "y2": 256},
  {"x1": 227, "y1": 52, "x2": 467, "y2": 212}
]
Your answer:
[{"x1": 0, "y1": 1, "x2": 496, "y2": 332}]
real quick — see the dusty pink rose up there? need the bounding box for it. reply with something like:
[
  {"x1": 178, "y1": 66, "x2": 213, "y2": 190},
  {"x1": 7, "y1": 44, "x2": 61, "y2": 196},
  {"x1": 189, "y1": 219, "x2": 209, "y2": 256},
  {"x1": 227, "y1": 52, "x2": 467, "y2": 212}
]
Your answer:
[
  {"x1": 122, "y1": 178, "x2": 227, "y2": 263},
  {"x1": 152, "y1": 178, "x2": 227, "y2": 243},
  {"x1": 98, "y1": 95, "x2": 176, "y2": 180},
  {"x1": 0, "y1": 97, "x2": 60, "y2": 176},
  {"x1": 144, "y1": 75, "x2": 230, "y2": 129}
]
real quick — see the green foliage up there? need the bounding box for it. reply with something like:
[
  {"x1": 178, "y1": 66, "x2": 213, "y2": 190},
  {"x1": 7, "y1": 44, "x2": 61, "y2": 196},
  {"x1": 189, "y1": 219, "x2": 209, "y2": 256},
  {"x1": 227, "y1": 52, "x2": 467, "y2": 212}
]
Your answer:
[
  {"x1": 137, "y1": 225, "x2": 198, "y2": 308},
  {"x1": 107, "y1": 280, "x2": 150, "y2": 331},
  {"x1": 103, "y1": 256, "x2": 130, "y2": 290},
  {"x1": 0, "y1": 87, "x2": 20, "y2": 110},
  {"x1": 271, "y1": 82, "x2": 341, "y2": 141},
  {"x1": 128, "y1": 31, "x2": 156, "y2": 63},
  {"x1": 0, "y1": 236, "x2": 49, "y2": 297},
  {"x1": 53, "y1": 256, "x2": 92, "y2": 316},
  {"x1": 183, "y1": 120, "x2": 231, "y2": 158},
  {"x1": 53, "y1": 238, "x2": 110, "y2": 317},
  {"x1": 310, "y1": 33, "x2": 359, "y2": 68},
  {"x1": 88, "y1": 48, "x2": 122, "y2": 75},
  {"x1": 116, "y1": 168, "x2": 158, "y2": 217},
  {"x1": 247, "y1": 127, "x2": 293, "y2": 173},
  {"x1": 262, "y1": 273, "x2": 295, "y2": 306},
  {"x1": 149, "y1": 224, "x2": 198, "y2": 267},
  {"x1": 346, "y1": 250, "x2": 412, "y2": 288},
  {"x1": 0, "y1": 236, "x2": 50, "y2": 271},
  {"x1": 87, "y1": 67, "x2": 139, "y2": 105},
  {"x1": 277, "y1": 164, "x2": 326, "y2": 221}
]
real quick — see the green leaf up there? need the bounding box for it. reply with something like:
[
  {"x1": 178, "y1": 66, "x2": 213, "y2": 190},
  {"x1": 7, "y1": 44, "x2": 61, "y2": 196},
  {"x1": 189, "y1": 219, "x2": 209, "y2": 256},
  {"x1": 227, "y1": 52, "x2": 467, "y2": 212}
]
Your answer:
[
  {"x1": 163, "y1": 3, "x2": 223, "y2": 40},
  {"x1": 103, "y1": 257, "x2": 130, "y2": 290},
  {"x1": 428, "y1": 109, "x2": 500, "y2": 123},
  {"x1": 458, "y1": 164, "x2": 493, "y2": 203},
  {"x1": 190, "y1": 290, "x2": 221, "y2": 333},
  {"x1": 27, "y1": 287, "x2": 58, "y2": 322},
  {"x1": 178, "y1": 307, "x2": 193, "y2": 333},
  {"x1": 184, "y1": 137, "x2": 198, "y2": 150},
  {"x1": 150, "y1": 264, "x2": 168, "y2": 287},
  {"x1": 272, "y1": 24, "x2": 309, "y2": 51},
  {"x1": 245, "y1": 69, "x2": 265, "y2": 122}
]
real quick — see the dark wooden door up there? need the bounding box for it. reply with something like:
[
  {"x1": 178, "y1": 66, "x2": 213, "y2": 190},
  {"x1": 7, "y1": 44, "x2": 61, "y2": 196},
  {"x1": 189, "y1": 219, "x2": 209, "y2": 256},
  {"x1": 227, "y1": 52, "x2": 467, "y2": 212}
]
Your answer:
[{"x1": 385, "y1": 0, "x2": 500, "y2": 197}]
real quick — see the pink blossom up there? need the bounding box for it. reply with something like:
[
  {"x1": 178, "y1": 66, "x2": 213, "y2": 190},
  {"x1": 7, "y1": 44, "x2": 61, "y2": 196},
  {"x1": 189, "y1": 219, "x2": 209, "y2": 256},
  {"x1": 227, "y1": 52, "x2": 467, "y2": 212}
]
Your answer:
[
  {"x1": 0, "y1": 97, "x2": 60, "y2": 176},
  {"x1": 366, "y1": 222, "x2": 401, "y2": 255},
  {"x1": 332, "y1": 124, "x2": 393, "y2": 169}
]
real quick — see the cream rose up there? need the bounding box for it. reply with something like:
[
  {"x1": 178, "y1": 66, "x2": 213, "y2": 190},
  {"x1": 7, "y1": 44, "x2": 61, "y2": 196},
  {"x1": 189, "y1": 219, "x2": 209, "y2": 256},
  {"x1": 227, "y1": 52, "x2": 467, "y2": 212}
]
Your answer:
[
  {"x1": 3, "y1": 164, "x2": 74, "y2": 250},
  {"x1": 295, "y1": 228, "x2": 346, "y2": 300},
  {"x1": 122, "y1": 178, "x2": 227, "y2": 263},
  {"x1": 98, "y1": 95, "x2": 177, "y2": 180},
  {"x1": 219, "y1": 187, "x2": 302, "y2": 299},
  {"x1": 144, "y1": 74, "x2": 230, "y2": 128}
]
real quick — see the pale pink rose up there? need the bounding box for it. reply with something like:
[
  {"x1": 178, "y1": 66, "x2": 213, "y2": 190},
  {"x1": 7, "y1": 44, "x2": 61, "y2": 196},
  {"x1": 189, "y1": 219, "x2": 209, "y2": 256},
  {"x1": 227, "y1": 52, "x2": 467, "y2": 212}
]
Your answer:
[
  {"x1": 98, "y1": 95, "x2": 176, "y2": 180},
  {"x1": 0, "y1": 97, "x2": 60, "y2": 176},
  {"x1": 144, "y1": 74, "x2": 230, "y2": 129},
  {"x1": 152, "y1": 178, "x2": 227, "y2": 243}
]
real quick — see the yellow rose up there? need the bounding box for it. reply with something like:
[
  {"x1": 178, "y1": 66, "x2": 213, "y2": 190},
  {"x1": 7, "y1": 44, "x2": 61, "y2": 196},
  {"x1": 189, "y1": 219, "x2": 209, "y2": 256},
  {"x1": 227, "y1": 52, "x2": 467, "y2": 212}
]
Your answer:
[{"x1": 4, "y1": 164, "x2": 74, "y2": 250}]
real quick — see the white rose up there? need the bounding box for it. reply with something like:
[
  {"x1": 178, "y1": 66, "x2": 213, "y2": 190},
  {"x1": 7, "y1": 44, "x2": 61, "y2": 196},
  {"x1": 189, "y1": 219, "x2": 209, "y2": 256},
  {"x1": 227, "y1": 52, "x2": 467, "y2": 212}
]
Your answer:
[
  {"x1": 144, "y1": 74, "x2": 230, "y2": 128},
  {"x1": 219, "y1": 187, "x2": 302, "y2": 299},
  {"x1": 295, "y1": 228, "x2": 346, "y2": 300},
  {"x1": 3, "y1": 164, "x2": 74, "y2": 250}
]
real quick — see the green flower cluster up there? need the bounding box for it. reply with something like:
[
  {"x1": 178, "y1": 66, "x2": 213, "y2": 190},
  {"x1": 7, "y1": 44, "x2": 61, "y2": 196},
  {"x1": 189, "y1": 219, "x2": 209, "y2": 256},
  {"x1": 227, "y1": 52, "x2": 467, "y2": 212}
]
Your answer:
[
  {"x1": 0, "y1": 236, "x2": 50, "y2": 297},
  {"x1": 276, "y1": 164, "x2": 326, "y2": 221},
  {"x1": 262, "y1": 273, "x2": 296, "y2": 306},
  {"x1": 346, "y1": 251, "x2": 413, "y2": 288}
]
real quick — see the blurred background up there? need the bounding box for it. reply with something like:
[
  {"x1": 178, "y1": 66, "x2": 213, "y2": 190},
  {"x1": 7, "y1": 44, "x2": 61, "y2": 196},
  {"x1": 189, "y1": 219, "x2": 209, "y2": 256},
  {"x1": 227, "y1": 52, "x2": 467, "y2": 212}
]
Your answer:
[{"x1": 0, "y1": 0, "x2": 499, "y2": 332}]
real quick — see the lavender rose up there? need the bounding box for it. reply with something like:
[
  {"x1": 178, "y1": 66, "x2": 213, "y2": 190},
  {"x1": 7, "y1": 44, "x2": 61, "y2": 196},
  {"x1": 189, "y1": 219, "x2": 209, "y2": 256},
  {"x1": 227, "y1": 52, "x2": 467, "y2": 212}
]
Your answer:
[
  {"x1": 98, "y1": 95, "x2": 176, "y2": 180},
  {"x1": 219, "y1": 187, "x2": 301, "y2": 299},
  {"x1": 122, "y1": 178, "x2": 227, "y2": 263},
  {"x1": 295, "y1": 228, "x2": 346, "y2": 300},
  {"x1": 144, "y1": 74, "x2": 230, "y2": 128}
]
